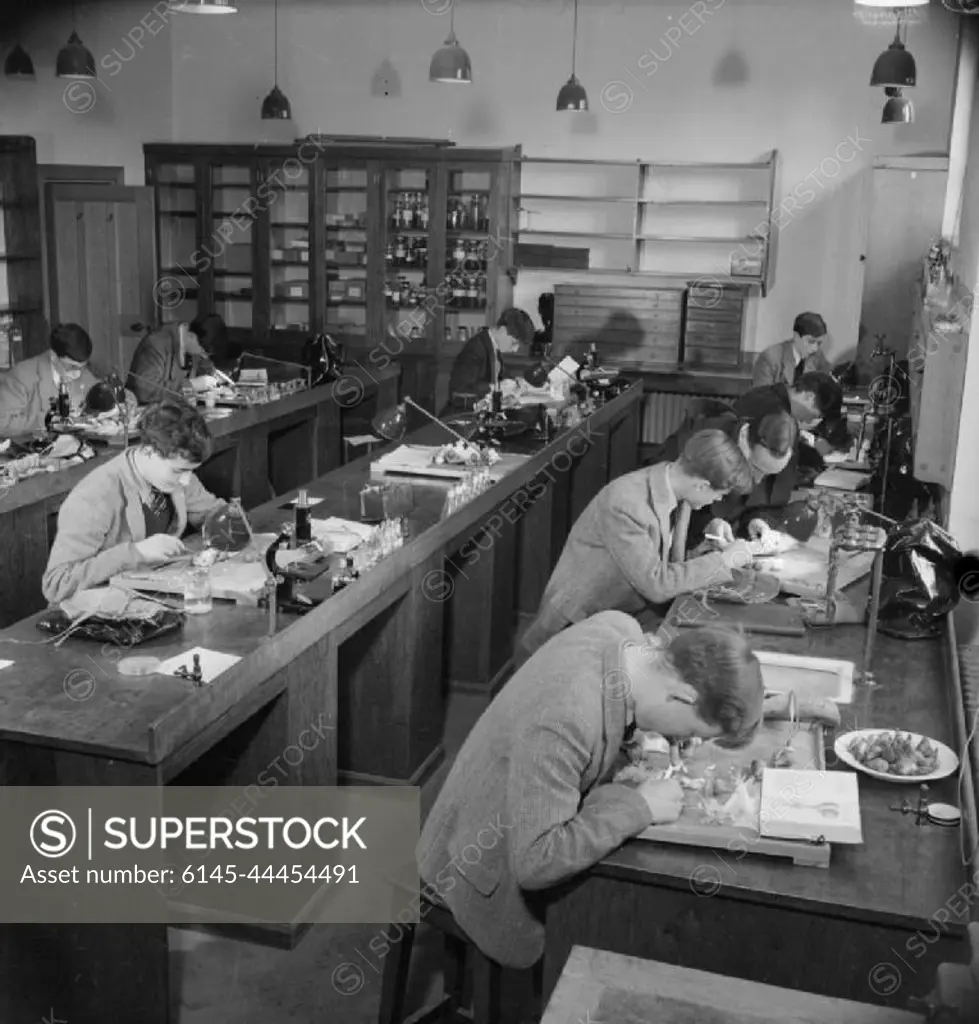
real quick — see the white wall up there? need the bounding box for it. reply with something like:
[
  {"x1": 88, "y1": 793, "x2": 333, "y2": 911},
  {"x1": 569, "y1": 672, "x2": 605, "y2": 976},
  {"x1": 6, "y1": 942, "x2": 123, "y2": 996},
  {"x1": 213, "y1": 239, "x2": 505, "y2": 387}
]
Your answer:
[{"x1": 0, "y1": 0, "x2": 962, "y2": 358}]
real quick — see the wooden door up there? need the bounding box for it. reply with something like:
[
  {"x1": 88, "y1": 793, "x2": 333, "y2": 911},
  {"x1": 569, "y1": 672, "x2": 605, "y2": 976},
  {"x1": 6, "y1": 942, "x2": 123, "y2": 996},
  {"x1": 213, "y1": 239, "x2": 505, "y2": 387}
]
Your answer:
[
  {"x1": 47, "y1": 183, "x2": 156, "y2": 379},
  {"x1": 860, "y1": 159, "x2": 948, "y2": 365}
]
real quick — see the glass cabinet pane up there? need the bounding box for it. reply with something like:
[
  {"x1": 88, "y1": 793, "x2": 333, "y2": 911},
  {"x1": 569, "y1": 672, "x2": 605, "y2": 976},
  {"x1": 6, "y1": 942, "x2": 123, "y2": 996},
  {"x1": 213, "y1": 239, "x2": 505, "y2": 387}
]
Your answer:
[
  {"x1": 385, "y1": 165, "x2": 434, "y2": 346},
  {"x1": 444, "y1": 166, "x2": 493, "y2": 348},
  {"x1": 323, "y1": 164, "x2": 369, "y2": 340},
  {"x1": 154, "y1": 162, "x2": 199, "y2": 324},
  {"x1": 211, "y1": 165, "x2": 254, "y2": 330},
  {"x1": 269, "y1": 160, "x2": 311, "y2": 334}
]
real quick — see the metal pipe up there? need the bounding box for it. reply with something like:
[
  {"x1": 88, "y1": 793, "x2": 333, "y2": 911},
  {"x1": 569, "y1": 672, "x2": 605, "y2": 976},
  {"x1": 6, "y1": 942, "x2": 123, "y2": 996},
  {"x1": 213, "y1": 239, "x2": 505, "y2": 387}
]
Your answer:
[{"x1": 862, "y1": 547, "x2": 885, "y2": 686}]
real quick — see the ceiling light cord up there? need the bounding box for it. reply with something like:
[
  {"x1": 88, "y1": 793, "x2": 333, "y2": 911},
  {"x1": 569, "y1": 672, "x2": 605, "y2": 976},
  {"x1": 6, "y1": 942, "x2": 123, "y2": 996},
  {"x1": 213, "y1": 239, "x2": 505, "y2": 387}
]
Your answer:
[{"x1": 572, "y1": 0, "x2": 579, "y2": 77}]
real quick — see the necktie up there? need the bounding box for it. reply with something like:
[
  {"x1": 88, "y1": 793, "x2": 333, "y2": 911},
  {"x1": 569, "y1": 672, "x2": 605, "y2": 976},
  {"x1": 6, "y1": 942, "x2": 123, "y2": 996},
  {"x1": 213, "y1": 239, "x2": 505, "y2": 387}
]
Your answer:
[
  {"x1": 792, "y1": 357, "x2": 805, "y2": 386},
  {"x1": 670, "y1": 502, "x2": 691, "y2": 563},
  {"x1": 148, "y1": 487, "x2": 169, "y2": 521}
]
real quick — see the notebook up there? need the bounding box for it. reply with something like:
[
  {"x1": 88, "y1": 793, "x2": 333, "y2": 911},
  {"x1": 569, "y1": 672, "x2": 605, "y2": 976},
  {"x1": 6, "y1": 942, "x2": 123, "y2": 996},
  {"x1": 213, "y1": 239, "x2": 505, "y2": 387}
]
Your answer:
[{"x1": 760, "y1": 769, "x2": 863, "y2": 845}]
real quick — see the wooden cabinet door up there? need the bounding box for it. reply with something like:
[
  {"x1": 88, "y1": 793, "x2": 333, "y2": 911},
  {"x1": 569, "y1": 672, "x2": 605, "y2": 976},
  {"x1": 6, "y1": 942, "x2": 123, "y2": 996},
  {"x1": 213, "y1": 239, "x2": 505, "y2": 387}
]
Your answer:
[{"x1": 47, "y1": 183, "x2": 156, "y2": 378}]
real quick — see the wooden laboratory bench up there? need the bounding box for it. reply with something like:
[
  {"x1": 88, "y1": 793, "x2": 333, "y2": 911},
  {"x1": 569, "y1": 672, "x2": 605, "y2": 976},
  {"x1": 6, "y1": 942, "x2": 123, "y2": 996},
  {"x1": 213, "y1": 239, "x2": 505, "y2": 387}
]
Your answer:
[
  {"x1": 542, "y1": 616, "x2": 978, "y2": 1011},
  {"x1": 0, "y1": 380, "x2": 642, "y2": 1024},
  {"x1": 541, "y1": 946, "x2": 921, "y2": 1024},
  {"x1": 0, "y1": 365, "x2": 399, "y2": 629}
]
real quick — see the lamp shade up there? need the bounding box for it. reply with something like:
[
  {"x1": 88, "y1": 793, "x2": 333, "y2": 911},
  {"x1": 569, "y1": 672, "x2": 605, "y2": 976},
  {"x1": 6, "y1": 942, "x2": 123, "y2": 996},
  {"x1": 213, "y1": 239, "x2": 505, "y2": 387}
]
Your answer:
[
  {"x1": 524, "y1": 363, "x2": 549, "y2": 388},
  {"x1": 261, "y1": 85, "x2": 292, "y2": 120},
  {"x1": 556, "y1": 74, "x2": 589, "y2": 111},
  {"x1": 371, "y1": 403, "x2": 408, "y2": 442},
  {"x1": 429, "y1": 34, "x2": 472, "y2": 83},
  {"x1": 169, "y1": 0, "x2": 238, "y2": 12},
  {"x1": 5, "y1": 45, "x2": 34, "y2": 78},
  {"x1": 855, "y1": 0, "x2": 928, "y2": 6},
  {"x1": 56, "y1": 31, "x2": 96, "y2": 79},
  {"x1": 870, "y1": 38, "x2": 916, "y2": 87},
  {"x1": 882, "y1": 90, "x2": 914, "y2": 123}
]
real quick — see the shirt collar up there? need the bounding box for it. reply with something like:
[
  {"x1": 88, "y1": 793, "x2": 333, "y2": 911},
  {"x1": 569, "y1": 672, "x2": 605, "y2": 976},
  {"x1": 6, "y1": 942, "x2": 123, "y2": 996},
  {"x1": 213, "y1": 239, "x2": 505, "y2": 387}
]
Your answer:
[{"x1": 49, "y1": 351, "x2": 61, "y2": 388}]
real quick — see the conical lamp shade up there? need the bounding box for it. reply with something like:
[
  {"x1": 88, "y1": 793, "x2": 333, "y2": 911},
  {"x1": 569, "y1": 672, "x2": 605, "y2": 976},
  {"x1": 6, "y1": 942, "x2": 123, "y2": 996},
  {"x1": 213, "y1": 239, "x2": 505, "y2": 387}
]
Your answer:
[
  {"x1": 870, "y1": 39, "x2": 916, "y2": 87},
  {"x1": 429, "y1": 34, "x2": 471, "y2": 83},
  {"x1": 855, "y1": 0, "x2": 928, "y2": 6},
  {"x1": 557, "y1": 74, "x2": 589, "y2": 111},
  {"x1": 261, "y1": 85, "x2": 292, "y2": 120},
  {"x1": 882, "y1": 91, "x2": 914, "y2": 123},
  {"x1": 170, "y1": 0, "x2": 238, "y2": 12},
  {"x1": 371, "y1": 403, "x2": 407, "y2": 442},
  {"x1": 5, "y1": 45, "x2": 34, "y2": 78},
  {"x1": 57, "y1": 31, "x2": 96, "y2": 79}
]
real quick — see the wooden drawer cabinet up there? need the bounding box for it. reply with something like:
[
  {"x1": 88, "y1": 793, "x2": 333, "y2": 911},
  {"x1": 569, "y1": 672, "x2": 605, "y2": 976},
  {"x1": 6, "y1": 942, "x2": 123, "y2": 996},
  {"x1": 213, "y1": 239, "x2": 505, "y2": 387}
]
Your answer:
[{"x1": 683, "y1": 285, "x2": 746, "y2": 370}]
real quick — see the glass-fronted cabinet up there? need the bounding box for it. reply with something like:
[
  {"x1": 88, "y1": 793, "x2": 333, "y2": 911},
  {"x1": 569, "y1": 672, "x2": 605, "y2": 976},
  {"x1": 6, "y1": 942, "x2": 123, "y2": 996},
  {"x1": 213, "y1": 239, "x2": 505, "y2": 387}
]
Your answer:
[
  {"x1": 323, "y1": 161, "x2": 369, "y2": 343},
  {"x1": 148, "y1": 160, "x2": 199, "y2": 325},
  {"x1": 266, "y1": 156, "x2": 311, "y2": 336},
  {"x1": 210, "y1": 163, "x2": 255, "y2": 331},
  {"x1": 384, "y1": 163, "x2": 436, "y2": 351}
]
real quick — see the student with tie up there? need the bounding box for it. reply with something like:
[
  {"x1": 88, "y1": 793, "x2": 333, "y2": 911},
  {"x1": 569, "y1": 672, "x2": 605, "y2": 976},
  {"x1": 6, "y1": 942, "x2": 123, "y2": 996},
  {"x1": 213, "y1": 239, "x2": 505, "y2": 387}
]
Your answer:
[
  {"x1": 515, "y1": 429, "x2": 755, "y2": 667},
  {"x1": 42, "y1": 400, "x2": 225, "y2": 604},
  {"x1": 752, "y1": 312, "x2": 833, "y2": 389}
]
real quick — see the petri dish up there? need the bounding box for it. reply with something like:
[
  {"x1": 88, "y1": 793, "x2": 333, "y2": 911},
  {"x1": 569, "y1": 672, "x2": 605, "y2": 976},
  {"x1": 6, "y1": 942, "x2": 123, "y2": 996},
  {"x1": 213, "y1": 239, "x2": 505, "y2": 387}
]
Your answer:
[{"x1": 117, "y1": 656, "x2": 163, "y2": 677}]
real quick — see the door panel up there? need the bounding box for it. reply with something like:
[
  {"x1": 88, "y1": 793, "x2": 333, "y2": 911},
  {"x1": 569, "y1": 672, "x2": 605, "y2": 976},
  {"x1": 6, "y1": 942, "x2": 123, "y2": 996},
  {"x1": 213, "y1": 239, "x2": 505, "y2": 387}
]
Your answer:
[
  {"x1": 48, "y1": 184, "x2": 156, "y2": 378},
  {"x1": 860, "y1": 165, "x2": 947, "y2": 365}
]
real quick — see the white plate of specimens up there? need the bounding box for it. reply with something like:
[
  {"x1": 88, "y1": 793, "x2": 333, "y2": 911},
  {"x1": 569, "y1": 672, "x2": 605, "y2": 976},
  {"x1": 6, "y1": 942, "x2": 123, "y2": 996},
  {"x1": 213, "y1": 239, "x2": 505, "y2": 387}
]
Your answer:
[{"x1": 834, "y1": 729, "x2": 959, "y2": 783}]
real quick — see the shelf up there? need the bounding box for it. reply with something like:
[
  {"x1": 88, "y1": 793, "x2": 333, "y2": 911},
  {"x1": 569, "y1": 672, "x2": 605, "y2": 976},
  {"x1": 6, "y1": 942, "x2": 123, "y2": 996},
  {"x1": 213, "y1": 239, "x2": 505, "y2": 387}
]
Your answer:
[
  {"x1": 639, "y1": 235, "x2": 764, "y2": 244},
  {"x1": 447, "y1": 229, "x2": 491, "y2": 238},
  {"x1": 271, "y1": 221, "x2": 310, "y2": 229},
  {"x1": 272, "y1": 296, "x2": 311, "y2": 304},
  {"x1": 514, "y1": 265, "x2": 758, "y2": 284},
  {"x1": 517, "y1": 230, "x2": 633, "y2": 240},
  {"x1": 214, "y1": 210, "x2": 257, "y2": 219},
  {"x1": 327, "y1": 299, "x2": 366, "y2": 307},
  {"x1": 0, "y1": 252, "x2": 40, "y2": 261},
  {"x1": 520, "y1": 194, "x2": 636, "y2": 204},
  {"x1": 156, "y1": 182, "x2": 196, "y2": 190},
  {"x1": 639, "y1": 199, "x2": 768, "y2": 207},
  {"x1": 271, "y1": 259, "x2": 310, "y2": 267},
  {"x1": 325, "y1": 187, "x2": 368, "y2": 193},
  {"x1": 161, "y1": 211, "x2": 197, "y2": 218},
  {"x1": 388, "y1": 229, "x2": 430, "y2": 238}
]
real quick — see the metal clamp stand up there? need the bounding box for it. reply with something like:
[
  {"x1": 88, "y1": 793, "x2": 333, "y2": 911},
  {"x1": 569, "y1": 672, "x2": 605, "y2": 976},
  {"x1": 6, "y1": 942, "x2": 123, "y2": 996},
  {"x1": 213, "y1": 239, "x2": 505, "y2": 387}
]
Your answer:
[{"x1": 890, "y1": 784, "x2": 931, "y2": 827}]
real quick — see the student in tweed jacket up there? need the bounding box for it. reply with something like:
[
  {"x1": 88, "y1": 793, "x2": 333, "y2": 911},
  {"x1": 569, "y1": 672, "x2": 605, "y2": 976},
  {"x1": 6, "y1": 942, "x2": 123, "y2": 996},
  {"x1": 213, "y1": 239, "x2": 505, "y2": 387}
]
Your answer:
[
  {"x1": 43, "y1": 402, "x2": 223, "y2": 604},
  {"x1": 516, "y1": 429, "x2": 754, "y2": 666},
  {"x1": 416, "y1": 610, "x2": 765, "y2": 969}
]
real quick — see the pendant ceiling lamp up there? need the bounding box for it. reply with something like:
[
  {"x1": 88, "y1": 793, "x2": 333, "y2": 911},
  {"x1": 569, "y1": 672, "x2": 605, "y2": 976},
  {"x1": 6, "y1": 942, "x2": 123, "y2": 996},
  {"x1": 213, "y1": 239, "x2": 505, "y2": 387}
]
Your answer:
[
  {"x1": 261, "y1": 0, "x2": 291, "y2": 119},
  {"x1": 4, "y1": 45, "x2": 35, "y2": 78},
  {"x1": 57, "y1": 0, "x2": 96, "y2": 81},
  {"x1": 170, "y1": 0, "x2": 239, "y2": 12},
  {"x1": 882, "y1": 86, "x2": 914, "y2": 123},
  {"x1": 557, "y1": 0, "x2": 588, "y2": 111},
  {"x1": 855, "y1": 1, "x2": 928, "y2": 6},
  {"x1": 429, "y1": 2, "x2": 471, "y2": 83},
  {"x1": 870, "y1": 20, "x2": 916, "y2": 88}
]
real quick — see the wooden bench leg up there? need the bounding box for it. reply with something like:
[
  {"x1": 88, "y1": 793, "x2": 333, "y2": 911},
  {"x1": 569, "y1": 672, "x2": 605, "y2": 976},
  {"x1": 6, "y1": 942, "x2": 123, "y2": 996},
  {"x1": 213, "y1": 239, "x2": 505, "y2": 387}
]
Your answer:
[
  {"x1": 442, "y1": 933, "x2": 468, "y2": 1020},
  {"x1": 471, "y1": 951, "x2": 502, "y2": 1024},
  {"x1": 378, "y1": 922, "x2": 417, "y2": 1024}
]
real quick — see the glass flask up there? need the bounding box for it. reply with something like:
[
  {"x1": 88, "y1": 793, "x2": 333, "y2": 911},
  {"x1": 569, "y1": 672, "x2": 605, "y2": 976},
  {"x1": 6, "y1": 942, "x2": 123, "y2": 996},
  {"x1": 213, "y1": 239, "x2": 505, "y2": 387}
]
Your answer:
[{"x1": 202, "y1": 497, "x2": 253, "y2": 552}]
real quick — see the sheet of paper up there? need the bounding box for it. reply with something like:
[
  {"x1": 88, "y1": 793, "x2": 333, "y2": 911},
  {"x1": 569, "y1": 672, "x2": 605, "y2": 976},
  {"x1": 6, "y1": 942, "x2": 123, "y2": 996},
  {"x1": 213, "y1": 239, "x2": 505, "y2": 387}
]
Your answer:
[
  {"x1": 760, "y1": 768, "x2": 863, "y2": 845},
  {"x1": 813, "y1": 468, "x2": 871, "y2": 491},
  {"x1": 310, "y1": 517, "x2": 374, "y2": 554},
  {"x1": 156, "y1": 646, "x2": 242, "y2": 685},
  {"x1": 0, "y1": 660, "x2": 13, "y2": 671}
]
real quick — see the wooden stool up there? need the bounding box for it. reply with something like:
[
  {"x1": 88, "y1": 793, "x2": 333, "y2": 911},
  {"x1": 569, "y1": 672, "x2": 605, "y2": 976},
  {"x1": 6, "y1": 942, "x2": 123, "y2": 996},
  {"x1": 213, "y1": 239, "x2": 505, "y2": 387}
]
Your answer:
[{"x1": 377, "y1": 892, "x2": 511, "y2": 1024}]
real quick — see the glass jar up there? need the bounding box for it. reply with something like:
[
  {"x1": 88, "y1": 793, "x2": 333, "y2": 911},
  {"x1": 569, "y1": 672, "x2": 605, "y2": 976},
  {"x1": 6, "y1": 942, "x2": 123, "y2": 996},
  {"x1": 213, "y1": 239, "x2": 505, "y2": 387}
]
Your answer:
[{"x1": 184, "y1": 566, "x2": 213, "y2": 615}]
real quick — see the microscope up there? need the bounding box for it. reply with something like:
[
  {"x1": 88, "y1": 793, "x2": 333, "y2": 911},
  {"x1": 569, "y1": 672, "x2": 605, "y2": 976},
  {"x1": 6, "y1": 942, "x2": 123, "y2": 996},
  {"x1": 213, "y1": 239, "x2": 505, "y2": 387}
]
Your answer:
[
  {"x1": 44, "y1": 381, "x2": 72, "y2": 433},
  {"x1": 261, "y1": 491, "x2": 332, "y2": 618}
]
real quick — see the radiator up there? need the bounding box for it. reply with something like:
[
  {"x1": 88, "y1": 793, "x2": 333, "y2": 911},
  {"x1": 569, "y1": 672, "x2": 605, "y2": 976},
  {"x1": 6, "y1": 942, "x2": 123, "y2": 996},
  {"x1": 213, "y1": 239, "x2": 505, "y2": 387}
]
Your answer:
[{"x1": 641, "y1": 391, "x2": 715, "y2": 443}]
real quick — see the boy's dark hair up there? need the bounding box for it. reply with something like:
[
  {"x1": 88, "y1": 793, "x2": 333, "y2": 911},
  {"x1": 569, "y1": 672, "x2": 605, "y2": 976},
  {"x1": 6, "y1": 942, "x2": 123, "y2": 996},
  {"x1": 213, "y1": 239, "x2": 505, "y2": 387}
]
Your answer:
[
  {"x1": 50, "y1": 323, "x2": 93, "y2": 363},
  {"x1": 189, "y1": 313, "x2": 228, "y2": 358},
  {"x1": 669, "y1": 626, "x2": 764, "y2": 749},
  {"x1": 138, "y1": 400, "x2": 213, "y2": 464},
  {"x1": 496, "y1": 307, "x2": 536, "y2": 345},
  {"x1": 793, "y1": 311, "x2": 827, "y2": 338},
  {"x1": 795, "y1": 371, "x2": 842, "y2": 417},
  {"x1": 678, "y1": 428, "x2": 753, "y2": 495},
  {"x1": 748, "y1": 410, "x2": 798, "y2": 458}
]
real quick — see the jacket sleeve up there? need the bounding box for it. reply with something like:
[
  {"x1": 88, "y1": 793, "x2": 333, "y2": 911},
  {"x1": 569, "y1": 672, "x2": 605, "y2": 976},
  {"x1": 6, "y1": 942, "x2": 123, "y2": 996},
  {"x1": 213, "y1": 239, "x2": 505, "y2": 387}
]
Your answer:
[
  {"x1": 0, "y1": 370, "x2": 38, "y2": 435},
  {"x1": 598, "y1": 489, "x2": 732, "y2": 603},
  {"x1": 183, "y1": 475, "x2": 225, "y2": 530},
  {"x1": 42, "y1": 485, "x2": 144, "y2": 604},
  {"x1": 127, "y1": 338, "x2": 170, "y2": 404},
  {"x1": 447, "y1": 338, "x2": 490, "y2": 401},
  {"x1": 751, "y1": 349, "x2": 778, "y2": 388},
  {"x1": 509, "y1": 713, "x2": 654, "y2": 890}
]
